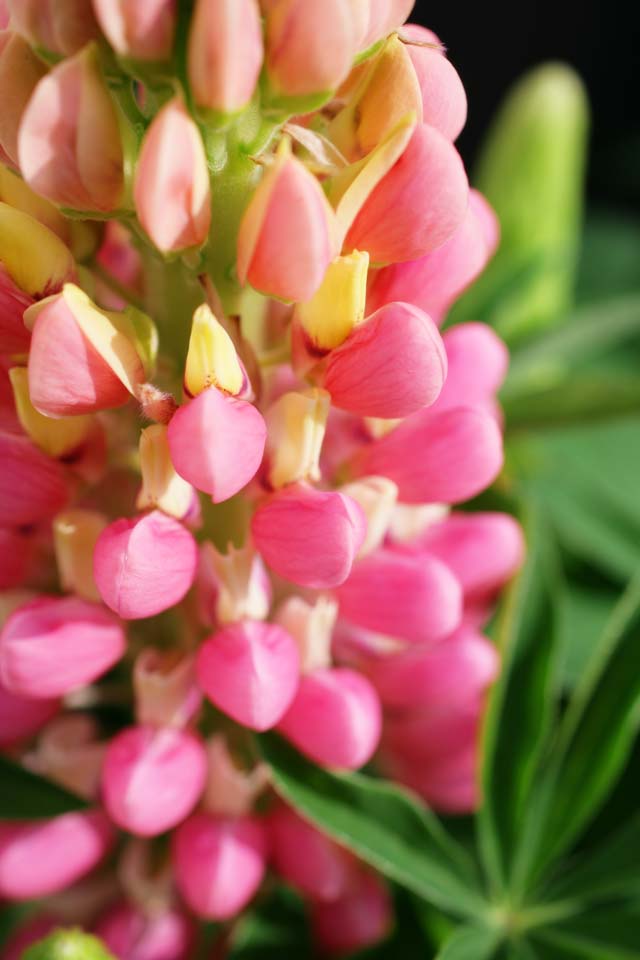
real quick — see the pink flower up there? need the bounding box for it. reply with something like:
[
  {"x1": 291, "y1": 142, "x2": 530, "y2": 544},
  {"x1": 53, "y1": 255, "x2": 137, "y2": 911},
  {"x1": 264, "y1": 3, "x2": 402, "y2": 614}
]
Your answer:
[
  {"x1": 278, "y1": 667, "x2": 382, "y2": 769},
  {"x1": 167, "y1": 388, "x2": 267, "y2": 504},
  {"x1": 188, "y1": 0, "x2": 263, "y2": 113},
  {"x1": 93, "y1": 0, "x2": 176, "y2": 61},
  {"x1": 8, "y1": 0, "x2": 98, "y2": 56},
  {"x1": 431, "y1": 322, "x2": 509, "y2": 415},
  {"x1": 0, "y1": 431, "x2": 68, "y2": 526},
  {"x1": 196, "y1": 621, "x2": 300, "y2": 731},
  {"x1": 172, "y1": 813, "x2": 267, "y2": 920},
  {"x1": 0, "y1": 595, "x2": 125, "y2": 698},
  {"x1": 0, "y1": 527, "x2": 35, "y2": 589},
  {"x1": 320, "y1": 301, "x2": 446, "y2": 417},
  {"x1": 94, "y1": 510, "x2": 198, "y2": 620},
  {"x1": 355, "y1": 0, "x2": 414, "y2": 51},
  {"x1": 0, "y1": 32, "x2": 47, "y2": 169},
  {"x1": 0, "y1": 810, "x2": 114, "y2": 900},
  {"x1": 94, "y1": 900, "x2": 195, "y2": 960},
  {"x1": 0, "y1": 681, "x2": 59, "y2": 747},
  {"x1": 343, "y1": 123, "x2": 468, "y2": 264},
  {"x1": 134, "y1": 98, "x2": 211, "y2": 252},
  {"x1": 251, "y1": 484, "x2": 366, "y2": 589},
  {"x1": 403, "y1": 23, "x2": 467, "y2": 141},
  {"x1": 311, "y1": 871, "x2": 392, "y2": 954},
  {"x1": 18, "y1": 45, "x2": 124, "y2": 211},
  {"x1": 237, "y1": 137, "x2": 338, "y2": 302},
  {"x1": 352, "y1": 406, "x2": 504, "y2": 504},
  {"x1": 101, "y1": 725, "x2": 208, "y2": 836}
]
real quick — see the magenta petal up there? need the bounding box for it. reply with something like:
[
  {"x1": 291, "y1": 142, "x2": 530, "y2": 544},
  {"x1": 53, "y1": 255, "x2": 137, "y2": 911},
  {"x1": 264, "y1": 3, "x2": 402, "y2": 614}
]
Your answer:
[
  {"x1": 335, "y1": 547, "x2": 462, "y2": 644},
  {"x1": 167, "y1": 389, "x2": 267, "y2": 503},
  {"x1": 268, "y1": 804, "x2": 354, "y2": 902},
  {"x1": 0, "y1": 682, "x2": 59, "y2": 746},
  {"x1": 311, "y1": 871, "x2": 392, "y2": 955},
  {"x1": 251, "y1": 484, "x2": 366, "y2": 589},
  {"x1": 196, "y1": 621, "x2": 300, "y2": 731},
  {"x1": 322, "y1": 301, "x2": 447, "y2": 418},
  {"x1": 0, "y1": 430, "x2": 68, "y2": 526},
  {"x1": 101, "y1": 724, "x2": 207, "y2": 837},
  {"x1": 0, "y1": 810, "x2": 114, "y2": 900},
  {"x1": 0, "y1": 595, "x2": 125, "y2": 698},
  {"x1": 94, "y1": 900, "x2": 195, "y2": 960},
  {"x1": 433, "y1": 322, "x2": 509, "y2": 413},
  {"x1": 353, "y1": 405, "x2": 504, "y2": 504},
  {"x1": 277, "y1": 667, "x2": 382, "y2": 770},
  {"x1": 173, "y1": 813, "x2": 267, "y2": 920},
  {"x1": 94, "y1": 510, "x2": 198, "y2": 619}
]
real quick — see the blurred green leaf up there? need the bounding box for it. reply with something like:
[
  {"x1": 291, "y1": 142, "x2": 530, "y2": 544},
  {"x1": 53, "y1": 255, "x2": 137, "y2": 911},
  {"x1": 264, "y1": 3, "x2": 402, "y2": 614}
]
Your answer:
[
  {"x1": 227, "y1": 887, "x2": 311, "y2": 959},
  {"x1": 559, "y1": 583, "x2": 617, "y2": 688},
  {"x1": 256, "y1": 734, "x2": 485, "y2": 921},
  {"x1": 434, "y1": 925, "x2": 502, "y2": 960},
  {"x1": 532, "y1": 903, "x2": 640, "y2": 959},
  {"x1": 22, "y1": 929, "x2": 116, "y2": 960},
  {"x1": 0, "y1": 756, "x2": 89, "y2": 820},
  {"x1": 478, "y1": 506, "x2": 562, "y2": 893},
  {"x1": 576, "y1": 212, "x2": 640, "y2": 303}
]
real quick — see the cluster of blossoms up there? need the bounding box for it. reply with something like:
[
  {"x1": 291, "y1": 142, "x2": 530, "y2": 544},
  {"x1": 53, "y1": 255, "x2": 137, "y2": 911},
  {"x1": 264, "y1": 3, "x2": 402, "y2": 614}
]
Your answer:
[{"x1": 0, "y1": 0, "x2": 525, "y2": 956}]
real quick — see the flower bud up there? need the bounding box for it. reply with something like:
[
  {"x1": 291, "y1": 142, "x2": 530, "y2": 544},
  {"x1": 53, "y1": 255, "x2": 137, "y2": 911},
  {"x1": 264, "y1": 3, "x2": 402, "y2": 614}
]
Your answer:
[
  {"x1": 184, "y1": 304, "x2": 246, "y2": 399},
  {"x1": 137, "y1": 424, "x2": 195, "y2": 520},
  {"x1": 196, "y1": 621, "x2": 300, "y2": 730},
  {"x1": 432, "y1": 322, "x2": 509, "y2": 415},
  {"x1": 263, "y1": 0, "x2": 359, "y2": 101},
  {"x1": 102, "y1": 725, "x2": 207, "y2": 836},
  {"x1": 320, "y1": 301, "x2": 447, "y2": 418},
  {"x1": 413, "y1": 511, "x2": 525, "y2": 601},
  {"x1": 237, "y1": 136, "x2": 338, "y2": 303},
  {"x1": 188, "y1": 0, "x2": 263, "y2": 114},
  {"x1": 336, "y1": 546, "x2": 462, "y2": 644},
  {"x1": 330, "y1": 35, "x2": 423, "y2": 160},
  {"x1": 134, "y1": 648, "x2": 202, "y2": 729},
  {"x1": 278, "y1": 667, "x2": 382, "y2": 769},
  {"x1": 355, "y1": 0, "x2": 414, "y2": 51},
  {"x1": 311, "y1": 870, "x2": 392, "y2": 954},
  {"x1": 0, "y1": 681, "x2": 59, "y2": 747},
  {"x1": 402, "y1": 23, "x2": 467, "y2": 141},
  {"x1": 94, "y1": 510, "x2": 198, "y2": 619},
  {"x1": 173, "y1": 813, "x2": 267, "y2": 920},
  {"x1": 0, "y1": 810, "x2": 114, "y2": 900},
  {"x1": 9, "y1": 367, "x2": 93, "y2": 458},
  {"x1": 274, "y1": 595, "x2": 337, "y2": 673},
  {"x1": 293, "y1": 251, "x2": 369, "y2": 356},
  {"x1": 203, "y1": 735, "x2": 269, "y2": 817},
  {"x1": 8, "y1": 0, "x2": 98, "y2": 56},
  {"x1": 343, "y1": 122, "x2": 468, "y2": 264},
  {"x1": 265, "y1": 388, "x2": 330, "y2": 488},
  {"x1": 0, "y1": 31, "x2": 47, "y2": 168},
  {"x1": 198, "y1": 541, "x2": 272, "y2": 625},
  {"x1": 19, "y1": 45, "x2": 124, "y2": 212},
  {"x1": 366, "y1": 190, "x2": 498, "y2": 324},
  {"x1": 53, "y1": 509, "x2": 107, "y2": 601},
  {"x1": 251, "y1": 484, "x2": 366, "y2": 589},
  {"x1": 0, "y1": 431, "x2": 68, "y2": 526},
  {"x1": 339, "y1": 476, "x2": 398, "y2": 557},
  {"x1": 268, "y1": 803, "x2": 354, "y2": 901},
  {"x1": 26, "y1": 285, "x2": 148, "y2": 418},
  {"x1": 352, "y1": 406, "x2": 504, "y2": 504},
  {"x1": 134, "y1": 97, "x2": 210, "y2": 253},
  {"x1": 95, "y1": 900, "x2": 195, "y2": 960},
  {"x1": 0, "y1": 595, "x2": 125, "y2": 698},
  {"x1": 92, "y1": 0, "x2": 176, "y2": 61},
  {"x1": 167, "y1": 388, "x2": 267, "y2": 504}
]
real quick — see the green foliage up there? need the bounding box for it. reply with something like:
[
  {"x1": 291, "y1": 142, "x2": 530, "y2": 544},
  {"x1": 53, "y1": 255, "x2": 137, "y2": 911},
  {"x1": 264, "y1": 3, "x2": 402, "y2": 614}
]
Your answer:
[
  {"x1": 0, "y1": 755, "x2": 89, "y2": 820},
  {"x1": 22, "y1": 929, "x2": 116, "y2": 960}
]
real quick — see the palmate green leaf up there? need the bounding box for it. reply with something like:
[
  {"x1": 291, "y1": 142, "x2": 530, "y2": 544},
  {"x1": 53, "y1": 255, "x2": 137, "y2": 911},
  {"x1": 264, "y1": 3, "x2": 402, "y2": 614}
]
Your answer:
[
  {"x1": 434, "y1": 924, "x2": 503, "y2": 960},
  {"x1": 0, "y1": 755, "x2": 89, "y2": 819},
  {"x1": 256, "y1": 734, "x2": 485, "y2": 921},
  {"x1": 512, "y1": 571, "x2": 640, "y2": 892},
  {"x1": 477, "y1": 505, "x2": 562, "y2": 894},
  {"x1": 531, "y1": 903, "x2": 640, "y2": 959}
]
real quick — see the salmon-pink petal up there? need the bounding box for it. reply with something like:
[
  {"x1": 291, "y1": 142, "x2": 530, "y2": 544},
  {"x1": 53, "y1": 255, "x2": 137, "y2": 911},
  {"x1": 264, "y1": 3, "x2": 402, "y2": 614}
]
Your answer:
[
  {"x1": 344, "y1": 123, "x2": 468, "y2": 264},
  {"x1": 403, "y1": 24, "x2": 467, "y2": 141},
  {"x1": 93, "y1": 0, "x2": 176, "y2": 60},
  {"x1": 189, "y1": 0, "x2": 262, "y2": 112},
  {"x1": 335, "y1": 547, "x2": 462, "y2": 644},
  {"x1": 352, "y1": 406, "x2": 504, "y2": 504},
  {"x1": 196, "y1": 621, "x2": 300, "y2": 731},
  {"x1": 167, "y1": 388, "x2": 267, "y2": 504},
  {"x1": 0, "y1": 595, "x2": 125, "y2": 698},
  {"x1": 251, "y1": 484, "x2": 366, "y2": 589},
  {"x1": 173, "y1": 813, "x2": 267, "y2": 920},
  {"x1": 321, "y1": 301, "x2": 446, "y2": 417},
  {"x1": 278, "y1": 667, "x2": 382, "y2": 769},
  {"x1": 101, "y1": 725, "x2": 207, "y2": 836},
  {"x1": 93, "y1": 510, "x2": 198, "y2": 620}
]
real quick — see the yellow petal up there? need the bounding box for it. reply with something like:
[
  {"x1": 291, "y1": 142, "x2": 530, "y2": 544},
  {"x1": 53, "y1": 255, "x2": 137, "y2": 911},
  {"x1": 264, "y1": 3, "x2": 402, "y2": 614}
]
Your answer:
[
  {"x1": 53, "y1": 508, "x2": 107, "y2": 602},
  {"x1": 9, "y1": 366, "x2": 92, "y2": 457},
  {"x1": 294, "y1": 250, "x2": 369, "y2": 350},
  {"x1": 136, "y1": 423, "x2": 195, "y2": 519},
  {"x1": 0, "y1": 201, "x2": 75, "y2": 297},
  {"x1": 185, "y1": 303, "x2": 244, "y2": 396},
  {"x1": 266, "y1": 387, "x2": 330, "y2": 488}
]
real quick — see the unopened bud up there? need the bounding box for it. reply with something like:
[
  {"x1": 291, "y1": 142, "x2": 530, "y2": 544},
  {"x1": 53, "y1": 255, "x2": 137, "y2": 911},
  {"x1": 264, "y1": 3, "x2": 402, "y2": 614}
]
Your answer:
[
  {"x1": 133, "y1": 647, "x2": 202, "y2": 728},
  {"x1": 265, "y1": 388, "x2": 330, "y2": 488},
  {"x1": 137, "y1": 424, "x2": 195, "y2": 519},
  {"x1": 92, "y1": 0, "x2": 176, "y2": 61},
  {"x1": 185, "y1": 304, "x2": 245, "y2": 398},
  {"x1": 53, "y1": 508, "x2": 107, "y2": 601},
  {"x1": 9, "y1": 367, "x2": 93, "y2": 458},
  {"x1": 0, "y1": 31, "x2": 46, "y2": 168},
  {"x1": 203, "y1": 735, "x2": 269, "y2": 817},
  {"x1": 198, "y1": 541, "x2": 272, "y2": 625}
]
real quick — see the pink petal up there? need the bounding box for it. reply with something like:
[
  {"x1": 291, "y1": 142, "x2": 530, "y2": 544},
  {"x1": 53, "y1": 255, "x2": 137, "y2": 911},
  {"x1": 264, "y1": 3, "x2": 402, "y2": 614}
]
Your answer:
[
  {"x1": 196, "y1": 620, "x2": 300, "y2": 731},
  {"x1": 93, "y1": 510, "x2": 198, "y2": 620},
  {"x1": 278, "y1": 667, "x2": 382, "y2": 769},
  {"x1": 0, "y1": 263, "x2": 33, "y2": 354},
  {"x1": 189, "y1": 0, "x2": 263, "y2": 112},
  {"x1": 0, "y1": 430, "x2": 68, "y2": 526},
  {"x1": 101, "y1": 724, "x2": 207, "y2": 837},
  {"x1": 321, "y1": 301, "x2": 447, "y2": 417},
  {"x1": 311, "y1": 871, "x2": 392, "y2": 955},
  {"x1": 94, "y1": 900, "x2": 195, "y2": 960},
  {"x1": 167, "y1": 388, "x2": 266, "y2": 503},
  {"x1": 0, "y1": 595, "x2": 125, "y2": 698},
  {"x1": 403, "y1": 24, "x2": 467, "y2": 141},
  {"x1": 0, "y1": 681, "x2": 59, "y2": 747},
  {"x1": 432, "y1": 322, "x2": 509, "y2": 413},
  {"x1": 251, "y1": 484, "x2": 366, "y2": 589}
]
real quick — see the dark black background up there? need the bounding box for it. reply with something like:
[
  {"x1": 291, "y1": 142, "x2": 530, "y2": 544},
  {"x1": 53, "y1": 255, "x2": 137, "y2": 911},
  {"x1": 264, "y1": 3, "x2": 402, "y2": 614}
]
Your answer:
[{"x1": 412, "y1": 0, "x2": 640, "y2": 212}]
